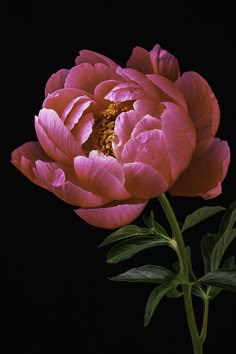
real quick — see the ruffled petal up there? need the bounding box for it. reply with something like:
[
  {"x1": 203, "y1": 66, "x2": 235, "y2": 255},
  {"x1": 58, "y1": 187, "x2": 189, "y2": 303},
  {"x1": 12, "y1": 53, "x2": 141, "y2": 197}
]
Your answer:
[
  {"x1": 75, "y1": 201, "x2": 148, "y2": 229},
  {"x1": 126, "y1": 44, "x2": 180, "y2": 81},
  {"x1": 75, "y1": 49, "x2": 118, "y2": 68},
  {"x1": 11, "y1": 141, "x2": 51, "y2": 187},
  {"x1": 169, "y1": 138, "x2": 230, "y2": 199},
  {"x1": 176, "y1": 72, "x2": 220, "y2": 140},
  {"x1": 44, "y1": 69, "x2": 69, "y2": 97},
  {"x1": 162, "y1": 102, "x2": 196, "y2": 180},
  {"x1": 34, "y1": 160, "x2": 109, "y2": 207},
  {"x1": 121, "y1": 129, "x2": 172, "y2": 183},
  {"x1": 74, "y1": 154, "x2": 131, "y2": 200},
  {"x1": 105, "y1": 82, "x2": 144, "y2": 101},
  {"x1": 35, "y1": 108, "x2": 81, "y2": 164},
  {"x1": 147, "y1": 74, "x2": 187, "y2": 111},
  {"x1": 43, "y1": 89, "x2": 91, "y2": 122},
  {"x1": 133, "y1": 98, "x2": 163, "y2": 118},
  {"x1": 65, "y1": 63, "x2": 120, "y2": 94},
  {"x1": 123, "y1": 162, "x2": 168, "y2": 198},
  {"x1": 113, "y1": 110, "x2": 141, "y2": 160},
  {"x1": 149, "y1": 44, "x2": 180, "y2": 81}
]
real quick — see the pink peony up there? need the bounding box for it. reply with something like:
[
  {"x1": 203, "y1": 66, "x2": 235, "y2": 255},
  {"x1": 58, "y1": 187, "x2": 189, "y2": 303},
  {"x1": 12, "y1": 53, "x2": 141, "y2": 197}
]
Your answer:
[{"x1": 11, "y1": 44, "x2": 230, "y2": 229}]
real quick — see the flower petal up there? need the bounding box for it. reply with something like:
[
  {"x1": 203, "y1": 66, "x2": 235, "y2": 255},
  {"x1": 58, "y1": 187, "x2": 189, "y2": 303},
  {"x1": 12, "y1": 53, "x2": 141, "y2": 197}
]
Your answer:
[
  {"x1": 176, "y1": 72, "x2": 220, "y2": 140},
  {"x1": 35, "y1": 108, "x2": 81, "y2": 163},
  {"x1": 169, "y1": 138, "x2": 230, "y2": 199},
  {"x1": 126, "y1": 44, "x2": 180, "y2": 81},
  {"x1": 121, "y1": 129, "x2": 172, "y2": 182},
  {"x1": 147, "y1": 74, "x2": 187, "y2": 111},
  {"x1": 75, "y1": 202, "x2": 148, "y2": 229},
  {"x1": 123, "y1": 162, "x2": 168, "y2": 199},
  {"x1": 11, "y1": 141, "x2": 51, "y2": 187},
  {"x1": 65, "y1": 63, "x2": 120, "y2": 94},
  {"x1": 133, "y1": 98, "x2": 163, "y2": 118},
  {"x1": 44, "y1": 69, "x2": 69, "y2": 97},
  {"x1": 43, "y1": 88, "x2": 91, "y2": 121},
  {"x1": 34, "y1": 160, "x2": 109, "y2": 207},
  {"x1": 162, "y1": 102, "x2": 196, "y2": 180},
  {"x1": 113, "y1": 110, "x2": 141, "y2": 160},
  {"x1": 75, "y1": 49, "x2": 118, "y2": 68},
  {"x1": 105, "y1": 82, "x2": 144, "y2": 101},
  {"x1": 94, "y1": 80, "x2": 121, "y2": 99},
  {"x1": 74, "y1": 154, "x2": 131, "y2": 200}
]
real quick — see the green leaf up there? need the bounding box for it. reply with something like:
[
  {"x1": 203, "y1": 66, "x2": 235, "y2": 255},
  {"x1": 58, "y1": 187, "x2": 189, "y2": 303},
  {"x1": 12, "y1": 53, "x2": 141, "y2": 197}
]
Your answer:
[
  {"x1": 106, "y1": 236, "x2": 170, "y2": 264},
  {"x1": 198, "y1": 270, "x2": 236, "y2": 293},
  {"x1": 109, "y1": 265, "x2": 175, "y2": 284},
  {"x1": 192, "y1": 285, "x2": 206, "y2": 299},
  {"x1": 181, "y1": 206, "x2": 226, "y2": 232},
  {"x1": 166, "y1": 286, "x2": 183, "y2": 298},
  {"x1": 143, "y1": 210, "x2": 169, "y2": 237},
  {"x1": 144, "y1": 284, "x2": 171, "y2": 327},
  {"x1": 208, "y1": 256, "x2": 236, "y2": 299},
  {"x1": 201, "y1": 233, "x2": 218, "y2": 273},
  {"x1": 211, "y1": 206, "x2": 236, "y2": 271},
  {"x1": 98, "y1": 225, "x2": 151, "y2": 247}
]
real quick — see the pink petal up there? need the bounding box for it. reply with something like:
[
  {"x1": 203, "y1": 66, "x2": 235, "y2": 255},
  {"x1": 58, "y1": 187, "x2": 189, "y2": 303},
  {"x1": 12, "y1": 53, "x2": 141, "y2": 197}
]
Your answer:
[
  {"x1": 133, "y1": 98, "x2": 163, "y2": 118},
  {"x1": 162, "y1": 102, "x2": 196, "y2": 180},
  {"x1": 11, "y1": 141, "x2": 51, "y2": 187},
  {"x1": 35, "y1": 108, "x2": 81, "y2": 164},
  {"x1": 149, "y1": 44, "x2": 180, "y2": 81},
  {"x1": 72, "y1": 112, "x2": 94, "y2": 143},
  {"x1": 105, "y1": 82, "x2": 144, "y2": 101},
  {"x1": 117, "y1": 68, "x2": 160, "y2": 101},
  {"x1": 169, "y1": 138, "x2": 230, "y2": 199},
  {"x1": 176, "y1": 72, "x2": 220, "y2": 140},
  {"x1": 34, "y1": 160, "x2": 109, "y2": 207},
  {"x1": 43, "y1": 88, "x2": 91, "y2": 121},
  {"x1": 44, "y1": 69, "x2": 69, "y2": 97},
  {"x1": 74, "y1": 154, "x2": 131, "y2": 200},
  {"x1": 75, "y1": 49, "x2": 118, "y2": 69},
  {"x1": 147, "y1": 74, "x2": 187, "y2": 111},
  {"x1": 75, "y1": 201, "x2": 148, "y2": 229},
  {"x1": 131, "y1": 116, "x2": 162, "y2": 138},
  {"x1": 94, "y1": 80, "x2": 121, "y2": 99},
  {"x1": 121, "y1": 129, "x2": 171, "y2": 176},
  {"x1": 126, "y1": 44, "x2": 180, "y2": 81},
  {"x1": 113, "y1": 110, "x2": 141, "y2": 160},
  {"x1": 123, "y1": 162, "x2": 168, "y2": 199},
  {"x1": 126, "y1": 46, "x2": 156, "y2": 74},
  {"x1": 65, "y1": 63, "x2": 120, "y2": 94},
  {"x1": 63, "y1": 96, "x2": 94, "y2": 130}
]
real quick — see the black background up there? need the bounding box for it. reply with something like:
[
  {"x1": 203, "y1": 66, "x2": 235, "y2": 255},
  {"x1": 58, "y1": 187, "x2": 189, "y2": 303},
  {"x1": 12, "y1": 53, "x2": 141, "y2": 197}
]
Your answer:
[{"x1": 5, "y1": 3, "x2": 235, "y2": 353}]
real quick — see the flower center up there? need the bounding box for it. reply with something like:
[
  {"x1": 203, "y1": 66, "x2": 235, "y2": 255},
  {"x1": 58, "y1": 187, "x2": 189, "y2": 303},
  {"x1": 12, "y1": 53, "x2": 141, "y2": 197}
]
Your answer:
[{"x1": 84, "y1": 101, "x2": 133, "y2": 157}]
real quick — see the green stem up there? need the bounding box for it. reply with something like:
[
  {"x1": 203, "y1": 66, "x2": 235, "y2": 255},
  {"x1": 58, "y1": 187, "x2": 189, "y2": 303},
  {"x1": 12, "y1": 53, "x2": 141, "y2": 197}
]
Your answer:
[
  {"x1": 158, "y1": 194, "x2": 203, "y2": 354},
  {"x1": 200, "y1": 297, "x2": 209, "y2": 343}
]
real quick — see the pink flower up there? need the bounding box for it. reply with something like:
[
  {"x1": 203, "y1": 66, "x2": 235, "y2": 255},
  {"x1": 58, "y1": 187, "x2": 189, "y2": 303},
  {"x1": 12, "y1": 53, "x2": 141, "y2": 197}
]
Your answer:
[{"x1": 11, "y1": 45, "x2": 230, "y2": 229}]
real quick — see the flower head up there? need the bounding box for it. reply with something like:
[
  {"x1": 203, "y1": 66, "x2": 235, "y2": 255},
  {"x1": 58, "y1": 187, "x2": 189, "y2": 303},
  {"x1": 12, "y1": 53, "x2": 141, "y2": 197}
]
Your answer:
[{"x1": 11, "y1": 45, "x2": 230, "y2": 228}]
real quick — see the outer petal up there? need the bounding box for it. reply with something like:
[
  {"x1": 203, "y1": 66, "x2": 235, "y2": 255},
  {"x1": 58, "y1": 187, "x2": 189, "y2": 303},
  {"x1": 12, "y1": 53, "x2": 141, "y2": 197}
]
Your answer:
[
  {"x1": 75, "y1": 201, "x2": 148, "y2": 229},
  {"x1": 74, "y1": 154, "x2": 131, "y2": 200},
  {"x1": 43, "y1": 88, "x2": 91, "y2": 121},
  {"x1": 123, "y1": 162, "x2": 168, "y2": 199},
  {"x1": 35, "y1": 108, "x2": 82, "y2": 164},
  {"x1": 65, "y1": 63, "x2": 120, "y2": 93},
  {"x1": 75, "y1": 49, "x2": 118, "y2": 69},
  {"x1": 147, "y1": 74, "x2": 187, "y2": 111},
  {"x1": 44, "y1": 69, "x2": 69, "y2": 97},
  {"x1": 169, "y1": 138, "x2": 230, "y2": 199},
  {"x1": 176, "y1": 72, "x2": 220, "y2": 140},
  {"x1": 34, "y1": 160, "x2": 109, "y2": 207},
  {"x1": 126, "y1": 44, "x2": 180, "y2": 81},
  {"x1": 162, "y1": 102, "x2": 196, "y2": 180},
  {"x1": 11, "y1": 141, "x2": 51, "y2": 187}
]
